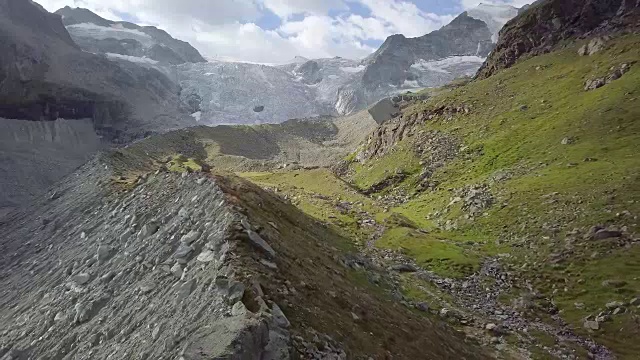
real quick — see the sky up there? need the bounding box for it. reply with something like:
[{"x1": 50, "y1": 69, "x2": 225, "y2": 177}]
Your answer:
[{"x1": 37, "y1": 0, "x2": 531, "y2": 64}]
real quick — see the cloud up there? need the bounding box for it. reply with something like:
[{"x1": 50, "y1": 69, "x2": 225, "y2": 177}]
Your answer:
[
  {"x1": 260, "y1": 0, "x2": 347, "y2": 18},
  {"x1": 359, "y1": 0, "x2": 455, "y2": 38},
  {"x1": 35, "y1": 0, "x2": 467, "y2": 63},
  {"x1": 459, "y1": 0, "x2": 531, "y2": 9}
]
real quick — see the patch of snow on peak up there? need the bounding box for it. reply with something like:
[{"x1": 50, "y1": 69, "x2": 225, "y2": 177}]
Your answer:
[
  {"x1": 67, "y1": 23, "x2": 154, "y2": 46},
  {"x1": 467, "y1": 4, "x2": 519, "y2": 42},
  {"x1": 411, "y1": 56, "x2": 486, "y2": 74},
  {"x1": 340, "y1": 65, "x2": 366, "y2": 73},
  {"x1": 105, "y1": 53, "x2": 159, "y2": 65},
  {"x1": 402, "y1": 79, "x2": 420, "y2": 88}
]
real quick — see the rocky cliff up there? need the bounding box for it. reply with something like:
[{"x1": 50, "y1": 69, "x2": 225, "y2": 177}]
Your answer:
[
  {"x1": 0, "y1": 0, "x2": 192, "y2": 140},
  {"x1": 476, "y1": 0, "x2": 640, "y2": 79},
  {"x1": 56, "y1": 7, "x2": 206, "y2": 65},
  {"x1": 0, "y1": 0, "x2": 193, "y2": 214}
]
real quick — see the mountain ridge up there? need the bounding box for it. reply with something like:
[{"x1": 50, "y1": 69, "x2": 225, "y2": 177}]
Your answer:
[{"x1": 55, "y1": 6, "x2": 206, "y2": 65}]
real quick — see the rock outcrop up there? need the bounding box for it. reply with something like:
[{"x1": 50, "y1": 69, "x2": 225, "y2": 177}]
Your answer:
[{"x1": 476, "y1": 0, "x2": 640, "y2": 79}]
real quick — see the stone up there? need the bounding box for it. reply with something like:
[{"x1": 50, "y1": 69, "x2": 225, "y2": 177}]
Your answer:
[
  {"x1": 583, "y1": 320, "x2": 599, "y2": 331},
  {"x1": 578, "y1": 37, "x2": 607, "y2": 56},
  {"x1": 74, "y1": 302, "x2": 92, "y2": 324},
  {"x1": 439, "y1": 308, "x2": 450, "y2": 318},
  {"x1": 630, "y1": 298, "x2": 640, "y2": 306},
  {"x1": 196, "y1": 250, "x2": 216, "y2": 263},
  {"x1": 170, "y1": 263, "x2": 183, "y2": 278},
  {"x1": 390, "y1": 264, "x2": 418, "y2": 273},
  {"x1": 174, "y1": 244, "x2": 194, "y2": 259},
  {"x1": 584, "y1": 78, "x2": 605, "y2": 91},
  {"x1": 72, "y1": 273, "x2": 91, "y2": 286},
  {"x1": 613, "y1": 307, "x2": 626, "y2": 315},
  {"x1": 602, "y1": 279, "x2": 627, "y2": 288},
  {"x1": 178, "y1": 208, "x2": 190, "y2": 220},
  {"x1": 140, "y1": 222, "x2": 159, "y2": 238},
  {"x1": 260, "y1": 259, "x2": 278, "y2": 270},
  {"x1": 180, "y1": 231, "x2": 201, "y2": 245},
  {"x1": 272, "y1": 303, "x2": 290, "y2": 328},
  {"x1": 246, "y1": 230, "x2": 276, "y2": 258},
  {"x1": 231, "y1": 302, "x2": 248, "y2": 316},
  {"x1": 151, "y1": 324, "x2": 163, "y2": 341},
  {"x1": 606, "y1": 301, "x2": 624, "y2": 309},
  {"x1": 196, "y1": 178, "x2": 206, "y2": 185},
  {"x1": 485, "y1": 323, "x2": 497, "y2": 331},
  {"x1": 561, "y1": 137, "x2": 574, "y2": 145},
  {"x1": 415, "y1": 302, "x2": 429, "y2": 312},
  {"x1": 96, "y1": 244, "x2": 111, "y2": 262},
  {"x1": 54, "y1": 311, "x2": 66, "y2": 322},
  {"x1": 593, "y1": 229, "x2": 622, "y2": 240},
  {"x1": 139, "y1": 281, "x2": 156, "y2": 294},
  {"x1": 100, "y1": 272, "x2": 115, "y2": 283},
  {"x1": 176, "y1": 279, "x2": 196, "y2": 303},
  {"x1": 228, "y1": 282, "x2": 245, "y2": 303}
]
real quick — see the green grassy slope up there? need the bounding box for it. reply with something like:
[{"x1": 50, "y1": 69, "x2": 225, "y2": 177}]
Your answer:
[
  {"x1": 349, "y1": 34, "x2": 640, "y2": 357},
  {"x1": 242, "y1": 35, "x2": 640, "y2": 357}
]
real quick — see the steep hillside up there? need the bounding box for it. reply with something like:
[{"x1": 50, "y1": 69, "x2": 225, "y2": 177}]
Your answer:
[
  {"x1": 0, "y1": 145, "x2": 486, "y2": 360},
  {"x1": 236, "y1": 33, "x2": 640, "y2": 358},
  {"x1": 55, "y1": 7, "x2": 206, "y2": 65}
]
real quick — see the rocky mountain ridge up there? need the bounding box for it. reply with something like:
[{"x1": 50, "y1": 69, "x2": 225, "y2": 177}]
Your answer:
[
  {"x1": 55, "y1": 6, "x2": 206, "y2": 65},
  {"x1": 0, "y1": 0, "x2": 193, "y2": 214},
  {"x1": 477, "y1": 0, "x2": 640, "y2": 79},
  {"x1": 58, "y1": 4, "x2": 520, "y2": 125}
]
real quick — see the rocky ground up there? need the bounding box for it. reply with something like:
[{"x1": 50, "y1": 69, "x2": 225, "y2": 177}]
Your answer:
[{"x1": 0, "y1": 156, "x2": 487, "y2": 359}]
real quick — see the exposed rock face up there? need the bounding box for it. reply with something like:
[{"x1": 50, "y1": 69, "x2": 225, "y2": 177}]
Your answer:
[
  {"x1": 0, "y1": 0, "x2": 193, "y2": 215},
  {"x1": 0, "y1": 0, "x2": 192, "y2": 140},
  {"x1": 361, "y1": 13, "x2": 493, "y2": 94},
  {"x1": 0, "y1": 157, "x2": 487, "y2": 359},
  {"x1": 55, "y1": 7, "x2": 206, "y2": 65},
  {"x1": 476, "y1": 0, "x2": 640, "y2": 79}
]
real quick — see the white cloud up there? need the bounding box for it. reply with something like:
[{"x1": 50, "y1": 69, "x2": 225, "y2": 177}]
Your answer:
[
  {"x1": 460, "y1": 0, "x2": 531, "y2": 9},
  {"x1": 358, "y1": 0, "x2": 454, "y2": 38},
  {"x1": 260, "y1": 0, "x2": 347, "y2": 18}
]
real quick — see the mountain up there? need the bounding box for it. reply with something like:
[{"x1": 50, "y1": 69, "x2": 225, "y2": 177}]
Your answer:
[
  {"x1": 55, "y1": 7, "x2": 206, "y2": 65},
  {"x1": 176, "y1": 4, "x2": 521, "y2": 125},
  {"x1": 477, "y1": 0, "x2": 640, "y2": 79},
  {"x1": 0, "y1": 0, "x2": 192, "y2": 214},
  {"x1": 2, "y1": 0, "x2": 640, "y2": 358}
]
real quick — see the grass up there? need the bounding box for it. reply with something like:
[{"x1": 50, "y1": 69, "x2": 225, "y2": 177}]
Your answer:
[
  {"x1": 237, "y1": 35, "x2": 640, "y2": 357},
  {"x1": 167, "y1": 155, "x2": 203, "y2": 173},
  {"x1": 350, "y1": 141, "x2": 422, "y2": 190},
  {"x1": 348, "y1": 34, "x2": 640, "y2": 356},
  {"x1": 377, "y1": 227, "x2": 482, "y2": 278}
]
